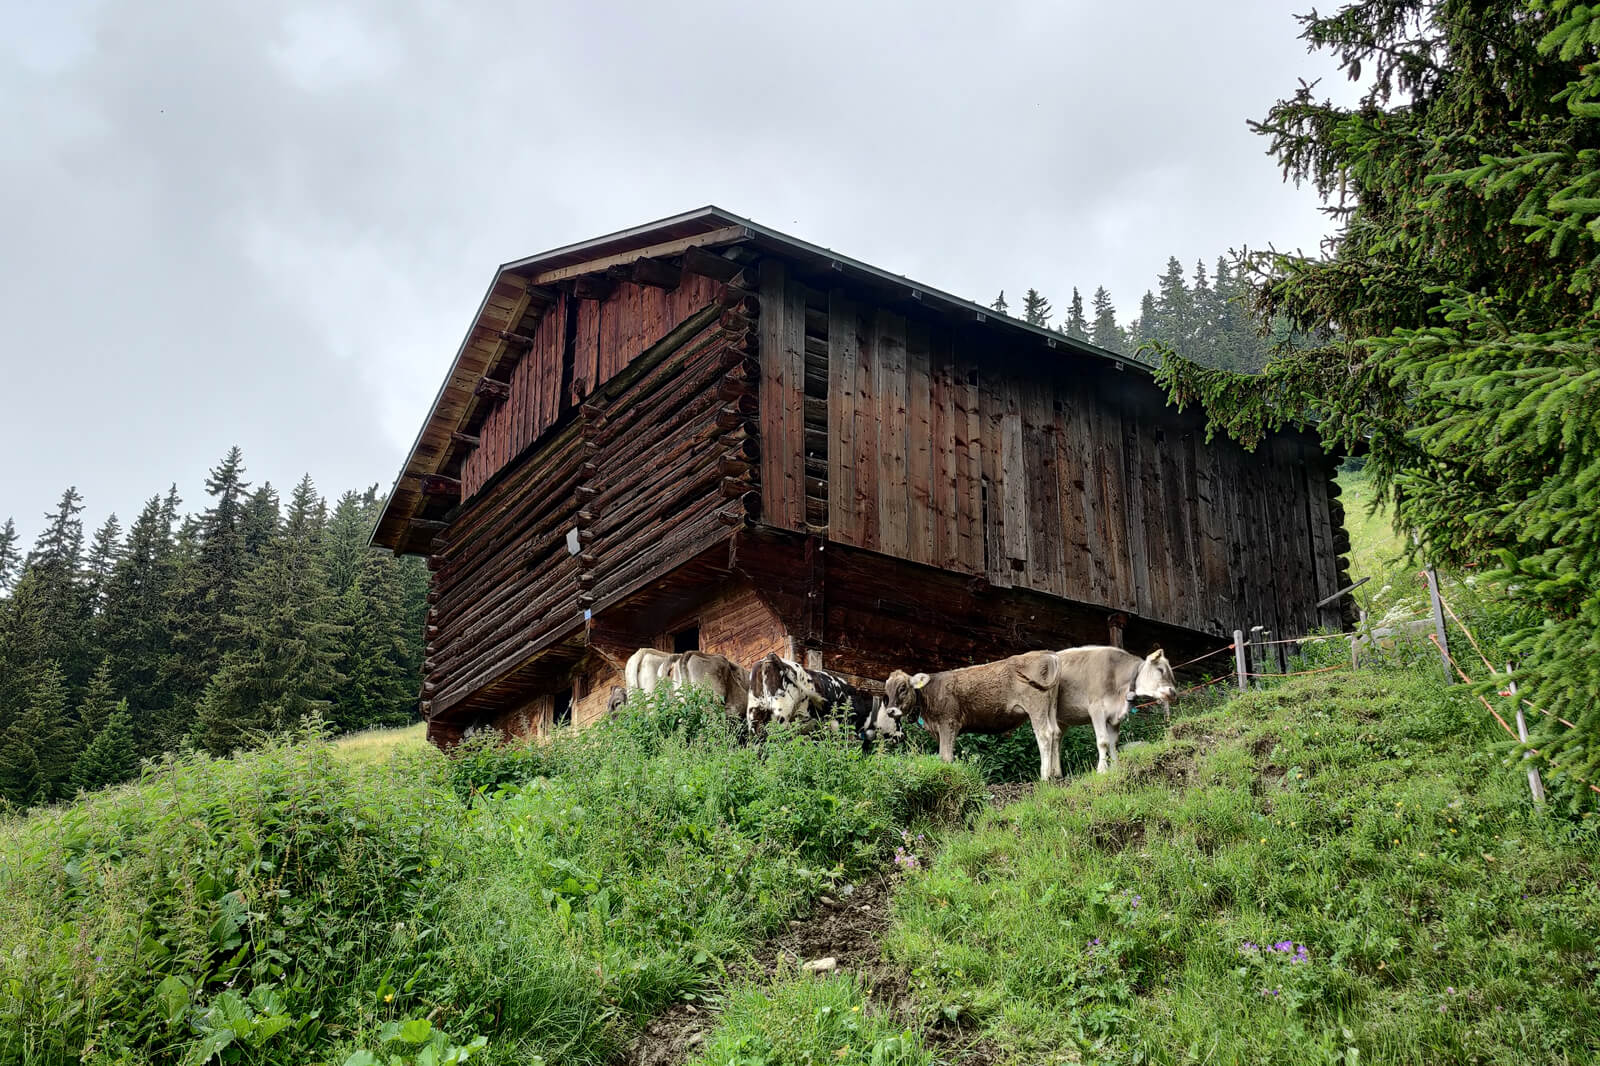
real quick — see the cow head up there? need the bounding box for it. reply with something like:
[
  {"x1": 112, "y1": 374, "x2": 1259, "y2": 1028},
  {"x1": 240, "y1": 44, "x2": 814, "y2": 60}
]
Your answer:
[
  {"x1": 1132, "y1": 648, "x2": 1179, "y2": 712},
  {"x1": 861, "y1": 694, "x2": 906, "y2": 747},
  {"x1": 606, "y1": 685, "x2": 628, "y2": 714},
  {"x1": 746, "y1": 653, "x2": 820, "y2": 731},
  {"x1": 882, "y1": 670, "x2": 927, "y2": 729}
]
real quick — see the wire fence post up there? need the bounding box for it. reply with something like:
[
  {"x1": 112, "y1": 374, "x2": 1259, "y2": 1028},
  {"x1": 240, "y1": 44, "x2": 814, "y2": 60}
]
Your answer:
[
  {"x1": 1249, "y1": 625, "x2": 1268, "y2": 688},
  {"x1": 1424, "y1": 567, "x2": 1453, "y2": 684},
  {"x1": 1507, "y1": 667, "x2": 1546, "y2": 805},
  {"x1": 1233, "y1": 630, "x2": 1248, "y2": 691}
]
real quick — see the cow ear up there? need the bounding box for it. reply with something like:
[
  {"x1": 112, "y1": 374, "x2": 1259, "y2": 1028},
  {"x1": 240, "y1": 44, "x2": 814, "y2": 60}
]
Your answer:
[
  {"x1": 911, "y1": 673, "x2": 931, "y2": 690},
  {"x1": 1146, "y1": 648, "x2": 1165, "y2": 663}
]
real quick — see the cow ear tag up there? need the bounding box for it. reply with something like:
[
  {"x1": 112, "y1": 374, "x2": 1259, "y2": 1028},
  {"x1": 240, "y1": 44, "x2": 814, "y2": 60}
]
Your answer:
[{"x1": 911, "y1": 673, "x2": 930, "y2": 690}]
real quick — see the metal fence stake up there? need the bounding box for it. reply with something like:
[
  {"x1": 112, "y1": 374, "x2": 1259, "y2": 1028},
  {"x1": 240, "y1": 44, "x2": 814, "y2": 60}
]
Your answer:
[
  {"x1": 1508, "y1": 669, "x2": 1546, "y2": 805},
  {"x1": 1234, "y1": 629, "x2": 1248, "y2": 691},
  {"x1": 1424, "y1": 567, "x2": 1453, "y2": 684}
]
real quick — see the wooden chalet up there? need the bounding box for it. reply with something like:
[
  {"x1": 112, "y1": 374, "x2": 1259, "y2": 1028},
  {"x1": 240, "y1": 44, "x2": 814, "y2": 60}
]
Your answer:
[{"x1": 372, "y1": 207, "x2": 1353, "y2": 745}]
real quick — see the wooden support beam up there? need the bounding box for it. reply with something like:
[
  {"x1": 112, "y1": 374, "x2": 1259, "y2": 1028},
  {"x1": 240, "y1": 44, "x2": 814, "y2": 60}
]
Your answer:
[
  {"x1": 409, "y1": 517, "x2": 449, "y2": 534},
  {"x1": 531, "y1": 225, "x2": 750, "y2": 285},
  {"x1": 474, "y1": 377, "x2": 511, "y2": 402},
  {"x1": 680, "y1": 243, "x2": 747, "y2": 282},
  {"x1": 450, "y1": 431, "x2": 481, "y2": 448},
  {"x1": 573, "y1": 275, "x2": 615, "y2": 301},
  {"x1": 419, "y1": 474, "x2": 462, "y2": 498},
  {"x1": 497, "y1": 330, "x2": 536, "y2": 348},
  {"x1": 628, "y1": 257, "x2": 682, "y2": 289}
]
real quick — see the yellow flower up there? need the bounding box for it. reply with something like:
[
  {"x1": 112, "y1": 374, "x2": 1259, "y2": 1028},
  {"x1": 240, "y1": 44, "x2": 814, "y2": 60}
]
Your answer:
[{"x1": 383, "y1": 993, "x2": 393, "y2": 1003}]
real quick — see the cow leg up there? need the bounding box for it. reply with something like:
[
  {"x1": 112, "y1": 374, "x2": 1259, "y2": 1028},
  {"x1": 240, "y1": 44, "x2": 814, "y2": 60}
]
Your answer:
[
  {"x1": 936, "y1": 722, "x2": 959, "y2": 763},
  {"x1": 1089, "y1": 709, "x2": 1113, "y2": 774},
  {"x1": 1025, "y1": 704, "x2": 1062, "y2": 781},
  {"x1": 1105, "y1": 713, "x2": 1122, "y2": 770}
]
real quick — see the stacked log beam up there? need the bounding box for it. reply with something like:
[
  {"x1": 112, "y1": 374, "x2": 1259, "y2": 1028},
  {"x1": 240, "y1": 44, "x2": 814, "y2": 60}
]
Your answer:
[{"x1": 424, "y1": 266, "x2": 767, "y2": 720}]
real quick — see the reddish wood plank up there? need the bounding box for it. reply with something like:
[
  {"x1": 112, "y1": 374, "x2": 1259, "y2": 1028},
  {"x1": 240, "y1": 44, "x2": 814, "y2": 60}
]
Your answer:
[
  {"x1": 828, "y1": 289, "x2": 859, "y2": 541},
  {"x1": 905, "y1": 318, "x2": 935, "y2": 566},
  {"x1": 853, "y1": 301, "x2": 880, "y2": 552},
  {"x1": 875, "y1": 309, "x2": 909, "y2": 558},
  {"x1": 782, "y1": 275, "x2": 809, "y2": 530}
]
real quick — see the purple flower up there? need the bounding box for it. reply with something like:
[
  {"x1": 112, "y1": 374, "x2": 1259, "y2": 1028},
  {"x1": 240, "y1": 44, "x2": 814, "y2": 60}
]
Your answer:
[
  {"x1": 1437, "y1": 1004, "x2": 1448, "y2": 1013},
  {"x1": 1089, "y1": 937, "x2": 1101, "y2": 948},
  {"x1": 1446, "y1": 986, "x2": 1456, "y2": 995},
  {"x1": 1272, "y1": 940, "x2": 1294, "y2": 953},
  {"x1": 1239, "y1": 942, "x2": 1259, "y2": 954}
]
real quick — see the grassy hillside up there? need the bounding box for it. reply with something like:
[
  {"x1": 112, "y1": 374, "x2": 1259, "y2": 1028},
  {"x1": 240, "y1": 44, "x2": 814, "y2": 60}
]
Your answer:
[
  {"x1": 0, "y1": 691, "x2": 981, "y2": 1066},
  {"x1": 682, "y1": 670, "x2": 1599, "y2": 1065},
  {"x1": 875, "y1": 670, "x2": 1600, "y2": 1064},
  {"x1": 330, "y1": 721, "x2": 427, "y2": 765}
]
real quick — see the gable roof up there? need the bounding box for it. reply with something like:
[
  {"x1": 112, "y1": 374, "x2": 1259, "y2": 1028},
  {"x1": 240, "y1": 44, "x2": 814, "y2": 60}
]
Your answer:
[{"x1": 372, "y1": 205, "x2": 1146, "y2": 553}]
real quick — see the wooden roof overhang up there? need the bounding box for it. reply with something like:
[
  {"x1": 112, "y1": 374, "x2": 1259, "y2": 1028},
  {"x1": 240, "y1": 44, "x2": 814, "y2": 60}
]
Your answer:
[{"x1": 372, "y1": 206, "x2": 1149, "y2": 555}]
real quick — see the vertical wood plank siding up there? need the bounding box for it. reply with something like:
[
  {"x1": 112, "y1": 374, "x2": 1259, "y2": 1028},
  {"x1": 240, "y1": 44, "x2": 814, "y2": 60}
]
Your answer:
[
  {"x1": 761, "y1": 274, "x2": 1343, "y2": 639},
  {"x1": 462, "y1": 275, "x2": 721, "y2": 500}
]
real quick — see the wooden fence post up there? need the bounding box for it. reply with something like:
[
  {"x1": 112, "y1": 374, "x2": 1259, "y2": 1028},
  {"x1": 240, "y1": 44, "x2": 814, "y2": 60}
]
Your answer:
[
  {"x1": 1424, "y1": 567, "x2": 1453, "y2": 684},
  {"x1": 1234, "y1": 629, "x2": 1248, "y2": 691},
  {"x1": 1351, "y1": 609, "x2": 1367, "y2": 671},
  {"x1": 1249, "y1": 625, "x2": 1268, "y2": 688},
  {"x1": 1508, "y1": 668, "x2": 1546, "y2": 805}
]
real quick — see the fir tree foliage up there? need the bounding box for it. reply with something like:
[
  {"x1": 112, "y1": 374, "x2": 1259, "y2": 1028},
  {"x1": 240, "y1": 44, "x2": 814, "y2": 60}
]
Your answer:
[
  {"x1": 1155, "y1": 0, "x2": 1600, "y2": 797},
  {"x1": 0, "y1": 518, "x2": 19, "y2": 594},
  {"x1": 1022, "y1": 287, "x2": 1053, "y2": 328},
  {"x1": 0, "y1": 450, "x2": 426, "y2": 805},
  {"x1": 990, "y1": 290, "x2": 1009, "y2": 315},
  {"x1": 1063, "y1": 287, "x2": 1089, "y2": 340},
  {"x1": 1090, "y1": 286, "x2": 1125, "y2": 353},
  {"x1": 194, "y1": 474, "x2": 344, "y2": 756}
]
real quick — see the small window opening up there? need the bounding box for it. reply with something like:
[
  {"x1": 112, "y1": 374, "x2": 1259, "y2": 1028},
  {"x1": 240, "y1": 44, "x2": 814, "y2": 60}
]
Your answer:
[
  {"x1": 673, "y1": 626, "x2": 701, "y2": 654},
  {"x1": 552, "y1": 688, "x2": 573, "y2": 729}
]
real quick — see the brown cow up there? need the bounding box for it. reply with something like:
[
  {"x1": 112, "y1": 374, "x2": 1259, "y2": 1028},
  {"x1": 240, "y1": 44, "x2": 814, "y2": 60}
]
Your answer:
[
  {"x1": 883, "y1": 651, "x2": 1063, "y2": 780},
  {"x1": 624, "y1": 648, "x2": 679, "y2": 694},
  {"x1": 668, "y1": 650, "x2": 750, "y2": 727},
  {"x1": 1055, "y1": 646, "x2": 1178, "y2": 774}
]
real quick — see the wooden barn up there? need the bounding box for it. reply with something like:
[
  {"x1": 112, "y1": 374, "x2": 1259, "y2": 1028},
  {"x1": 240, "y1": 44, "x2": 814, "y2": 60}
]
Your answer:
[{"x1": 371, "y1": 207, "x2": 1353, "y2": 745}]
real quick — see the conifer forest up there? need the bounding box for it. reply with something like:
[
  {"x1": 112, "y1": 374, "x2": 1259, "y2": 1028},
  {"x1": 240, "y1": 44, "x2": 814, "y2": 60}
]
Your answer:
[{"x1": 0, "y1": 449, "x2": 427, "y2": 805}]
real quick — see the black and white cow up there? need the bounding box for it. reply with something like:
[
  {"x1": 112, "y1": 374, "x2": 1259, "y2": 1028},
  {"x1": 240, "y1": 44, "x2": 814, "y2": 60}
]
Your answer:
[{"x1": 746, "y1": 653, "x2": 904, "y2": 751}]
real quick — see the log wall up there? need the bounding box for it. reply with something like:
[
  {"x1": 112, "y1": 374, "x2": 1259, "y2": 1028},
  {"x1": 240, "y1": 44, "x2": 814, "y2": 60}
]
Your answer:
[{"x1": 424, "y1": 277, "x2": 759, "y2": 722}]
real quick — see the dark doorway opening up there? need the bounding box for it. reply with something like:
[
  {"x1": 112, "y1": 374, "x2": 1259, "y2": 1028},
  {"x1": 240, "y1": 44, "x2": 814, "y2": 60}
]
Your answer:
[
  {"x1": 673, "y1": 626, "x2": 701, "y2": 654},
  {"x1": 552, "y1": 688, "x2": 573, "y2": 728}
]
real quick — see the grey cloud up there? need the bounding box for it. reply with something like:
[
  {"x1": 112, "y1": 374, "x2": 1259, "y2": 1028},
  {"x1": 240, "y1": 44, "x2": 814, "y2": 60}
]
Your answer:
[{"x1": 1, "y1": 0, "x2": 1347, "y2": 546}]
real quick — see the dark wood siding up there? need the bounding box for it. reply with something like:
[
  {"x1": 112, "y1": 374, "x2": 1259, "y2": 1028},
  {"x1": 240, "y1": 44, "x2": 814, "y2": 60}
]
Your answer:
[{"x1": 759, "y1": 274, "x2": 1344, "y2": 639}]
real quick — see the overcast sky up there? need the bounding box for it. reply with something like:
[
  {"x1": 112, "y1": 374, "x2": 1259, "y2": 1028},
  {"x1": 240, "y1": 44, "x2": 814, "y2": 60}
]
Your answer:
[{"x1": 2, "y1": 0, "x2": 1349, "y2": 549}]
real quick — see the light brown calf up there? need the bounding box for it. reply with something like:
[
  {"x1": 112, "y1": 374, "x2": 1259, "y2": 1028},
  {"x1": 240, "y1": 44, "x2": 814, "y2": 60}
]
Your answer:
[{"x1": 883, "y1": 651, "x2": 1063, "y2": 780}]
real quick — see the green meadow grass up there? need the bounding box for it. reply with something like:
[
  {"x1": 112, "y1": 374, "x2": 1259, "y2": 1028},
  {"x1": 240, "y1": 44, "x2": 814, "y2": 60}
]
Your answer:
[
  {"x1": 0, "y1": 689, "x2": 982, "y2": 1066},
  {"x1": 330, "y1": 721, "x2": 428, "y2": 765},
  {"x1": 876, "y1": 670, "x2": 1600, "y2": 1064}
]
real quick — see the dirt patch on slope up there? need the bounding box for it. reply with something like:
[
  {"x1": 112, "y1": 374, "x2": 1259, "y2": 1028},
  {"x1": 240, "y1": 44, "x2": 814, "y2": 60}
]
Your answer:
[{"x1": 617, "y1": 794, "x2": 1023, "y2": 1065}]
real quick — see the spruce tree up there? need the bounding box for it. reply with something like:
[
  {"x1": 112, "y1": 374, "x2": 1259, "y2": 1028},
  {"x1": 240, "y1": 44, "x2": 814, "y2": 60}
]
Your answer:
[
  {"x1": 241, "y1": 484, "x2": 281, "y2": 559},
  {"x1": 84, "y1": 514, "x2": 122, "y2": 616},
  {"x1": 1132, "y1": 290, "x2": 1160, "y2": 357},
  {"x1": 1022, "y1": 288, "x2": 1053, "y2": 328},
  {"x1": 98, "y1": 495, "x2": 179, "y2": 754},
  {"x1": 1063, "y1": 288, "x2": 1089, "y2": 340},
  {"x1": 0, "y1": 663, "x2": 76, "y2": 806},
  {"x1": 1155, "y1": 256, "x2": 1192, "y2": 349},
  {"x1": 990, "y1": 290, "x2": 1009, "y2": 315},
  {"x1": 12, "y1": 489, "x2": 93, "y2": 689},
  {"x1": 194, "y1": 474, "x2": 343, "y2": 755},
  {"x1": 1090, "y1": 287, "x2": 1124, "y2": 353},
  {"x1": 72, "y1": 701, "x2": 137, "y2": 792},
  {"x1": 163, "y1": 448, "x2": 252, "y2": 734},
  {"x1": 0, "y1": 518, "x2": 18, "y2": 594},
  {"x1": 1156, "y1": 0, "x2": 1600, "y2": 791}
]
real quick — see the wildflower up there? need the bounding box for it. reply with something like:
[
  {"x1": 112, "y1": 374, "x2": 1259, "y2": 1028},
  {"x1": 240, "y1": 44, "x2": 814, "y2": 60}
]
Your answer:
[
  {"x1": 384, "y1": 993, "x2": 394, "y2": 1003},
  {"x1": 1446, "y1": 986, "x2": 1455, "y2": 995},
  {"x1": 1437, "y1": 1004, "x2": 1447, "y2": 1013},
  {"x1": 1088, "y1": 937, "x2": 1101, "y2": 948}
]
